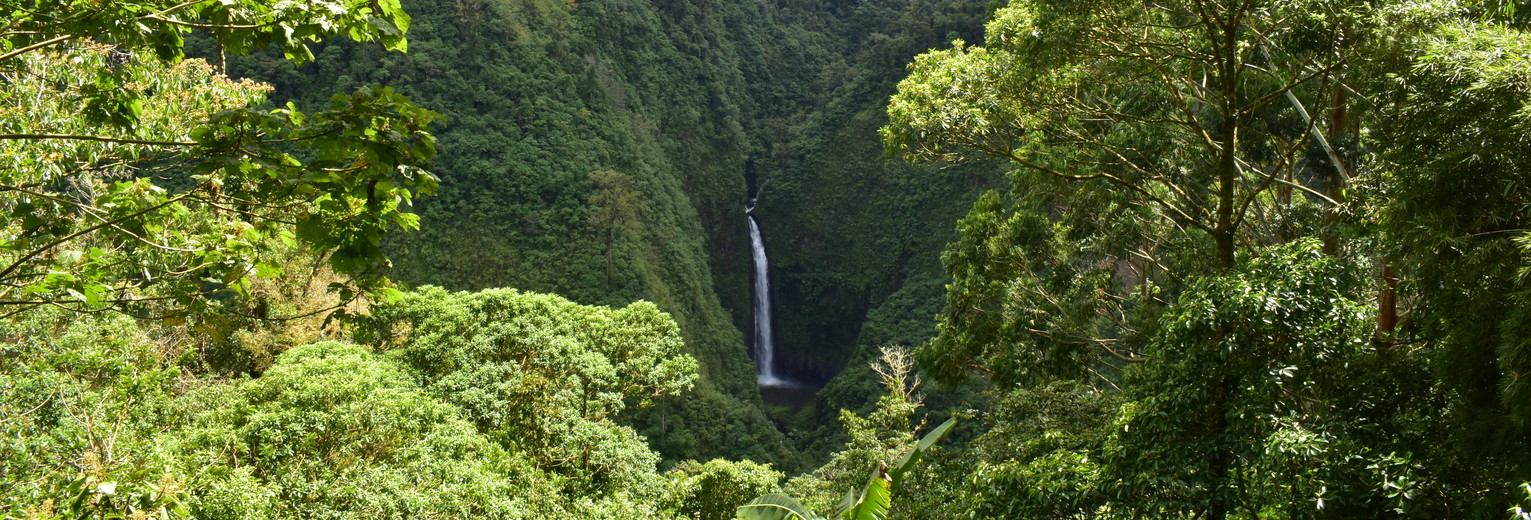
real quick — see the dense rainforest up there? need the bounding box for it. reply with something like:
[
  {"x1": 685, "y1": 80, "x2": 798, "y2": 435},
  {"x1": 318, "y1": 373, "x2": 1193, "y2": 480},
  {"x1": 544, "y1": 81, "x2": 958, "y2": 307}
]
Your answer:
[{"x1": 4, "y1": 0, "x2": 1531, "y2": 518}]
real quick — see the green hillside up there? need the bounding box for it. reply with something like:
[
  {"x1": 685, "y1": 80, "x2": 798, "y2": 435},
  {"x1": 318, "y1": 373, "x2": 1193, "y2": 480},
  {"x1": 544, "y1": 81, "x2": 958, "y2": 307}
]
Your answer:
[{"x1": 7, "y1": 0, "x2": 1531, "y2": 518}]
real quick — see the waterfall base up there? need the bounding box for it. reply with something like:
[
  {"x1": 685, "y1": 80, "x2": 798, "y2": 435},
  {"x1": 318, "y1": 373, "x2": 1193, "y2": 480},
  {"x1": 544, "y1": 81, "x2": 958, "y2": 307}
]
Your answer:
[
  {"x1": 759, "y1": 381, "x2": 816, "y2": 411},
  {"x1": 757, "y1": 373, "x2": 795, "y2": 388}
]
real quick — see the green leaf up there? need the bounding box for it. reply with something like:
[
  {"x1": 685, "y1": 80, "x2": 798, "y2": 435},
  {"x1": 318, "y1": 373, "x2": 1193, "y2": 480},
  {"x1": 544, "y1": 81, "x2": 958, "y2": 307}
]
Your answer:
[
  {"x1": 43, "y1": 271, "x2": 77, "y2": 288},
  {"x1": 82, "y1": 283, "x2": 107, "y2": 306},
  {"x1": 842, "y1": 473, "x2": 891, "y2": 520},
  {"x1": 737, "y1": 493, "x2": 823, "y2": 520},
  {"x1": 889, "y1": 417, "x2": 957, "y2": 489},
  {"x1": 375, "y1": 286, "x2": 405, "y2": 304}
]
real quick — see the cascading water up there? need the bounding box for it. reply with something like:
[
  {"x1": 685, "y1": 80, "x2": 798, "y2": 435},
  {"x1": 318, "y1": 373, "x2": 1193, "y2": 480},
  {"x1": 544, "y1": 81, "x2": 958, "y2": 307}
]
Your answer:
[{"x1": 747, "y1": 206, "x2": 788, "y2": 386}]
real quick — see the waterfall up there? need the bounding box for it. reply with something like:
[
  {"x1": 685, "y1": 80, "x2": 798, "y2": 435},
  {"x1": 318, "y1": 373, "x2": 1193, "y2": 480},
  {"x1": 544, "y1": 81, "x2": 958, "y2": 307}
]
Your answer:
[{"x1": 747, "y1": 211, "x2": 787, "y2": 386}]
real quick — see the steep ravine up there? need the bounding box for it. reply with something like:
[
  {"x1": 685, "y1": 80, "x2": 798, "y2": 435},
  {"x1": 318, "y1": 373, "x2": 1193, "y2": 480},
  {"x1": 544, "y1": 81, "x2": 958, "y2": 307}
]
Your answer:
[
  {"x1": 738, "y1": 0, "x2": 998, "y2": 400},
  {"x1": 219, "y1": 0, "x2": 998, "y2": 467}
]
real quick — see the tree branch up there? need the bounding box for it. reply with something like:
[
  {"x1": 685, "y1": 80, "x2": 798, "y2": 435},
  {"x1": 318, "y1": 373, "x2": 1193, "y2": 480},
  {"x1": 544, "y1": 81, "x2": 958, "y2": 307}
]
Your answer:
[
  {"x1": 0, "y1": 190, "x2": 197, "y2": 284},
  {"x1": 0, "y1": 34, "x2": 74, "y2": 61},
  {"x1": 0, "y1": 133, "x2": 198, "y2": 146}
]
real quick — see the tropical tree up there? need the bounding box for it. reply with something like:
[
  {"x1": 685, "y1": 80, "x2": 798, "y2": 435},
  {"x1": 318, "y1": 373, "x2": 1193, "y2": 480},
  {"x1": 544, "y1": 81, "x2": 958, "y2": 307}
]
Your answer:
[
  {"x1": 884, "y1": 0, "x2": 1358, "y2": 271},
  {"x1": 665, "y1": 459, "x2": 784, "y2": 520},
  {"x1": 0, "y1": 0, "x2": 436, "y2": 325},
  {"x1": 736, "y1": 346, "x2": 956, "y2": 520},
  {"x1": 1101, "y1": 241, "x2": 1423, "y2": 517},
  {"x1": 735, "y1": 417, "x2": 956, "y2": 520},
  {"x1": 882, "y1": 0, "x2": 1368, "y2": 397},
  {"x1": 884, "y1": 0, "x2": 1531, "y2": 516},
  {"x1": 353, "y1": 286, "x2": 699, "y2": 492},
  {"x1": 588, "y1": 169, "x2": 646, "y2": 284},
  {"x1": 154, "y1": 342, "x2": 541, "y2": 519},
  {"x1": 1358, "y1": 1, "x2": 1531, "y2": 506},
  {"x1": 0, "y1": 308, "x2": 190, "y2": 518}
]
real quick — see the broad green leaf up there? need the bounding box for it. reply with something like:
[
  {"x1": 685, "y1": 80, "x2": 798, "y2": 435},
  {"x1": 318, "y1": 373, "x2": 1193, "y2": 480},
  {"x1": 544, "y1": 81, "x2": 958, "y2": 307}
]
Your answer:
[
  {"x1": 842, "y1": 473, "x2": 891, "y2": 520},
  {"x1": 889, "y1": 417, "x2": 957, "y2": 489},
  {"x1": 737, "y1": 493, "x2": 823, "y2": 520}
]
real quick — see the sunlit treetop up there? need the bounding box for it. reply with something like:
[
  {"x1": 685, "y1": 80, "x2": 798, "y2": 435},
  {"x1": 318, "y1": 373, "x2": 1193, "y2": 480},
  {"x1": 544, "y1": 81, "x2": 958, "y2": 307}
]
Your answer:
[
  {"x1": 2, "y1": 0, "x2": 410, "y2": 64},
  {"x1": 0, "y1": 0, "x2": 436, "y2": 325}
]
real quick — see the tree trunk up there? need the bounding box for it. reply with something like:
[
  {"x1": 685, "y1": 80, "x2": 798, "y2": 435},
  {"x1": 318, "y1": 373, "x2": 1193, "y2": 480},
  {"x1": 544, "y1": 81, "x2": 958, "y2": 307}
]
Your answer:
[
  {"x1": 1207, "y1": 19, "x2": 1241, "y2": 518},
  {"x1": 1207, "y1": 374, "x2": 1232, "y2": 520},
  {"x1": 1215, "y1": 21, "x2": 1239, "y2": 271},
  {"x1": 1322, "y1": 87, "x2": 1348, "y2": 255},
  {"x1": 604, "y1": 229, "x2": 616, "y2": 287},
  {"x1": 1215, "y1": 231, "x2": 1236, "y2": 271},
  {"x1": 1215, "y1": 103, "x2": 1237, "y2": 270},
  {"x1": 1378, "y1": 260, "x2": 1398, "y2": 357}
]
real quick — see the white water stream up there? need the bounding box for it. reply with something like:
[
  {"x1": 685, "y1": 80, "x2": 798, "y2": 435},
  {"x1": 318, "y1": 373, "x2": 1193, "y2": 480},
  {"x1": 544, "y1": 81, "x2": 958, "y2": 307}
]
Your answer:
[{"x1": 747, "y1": 211, "x2": 788, "y2": 386}]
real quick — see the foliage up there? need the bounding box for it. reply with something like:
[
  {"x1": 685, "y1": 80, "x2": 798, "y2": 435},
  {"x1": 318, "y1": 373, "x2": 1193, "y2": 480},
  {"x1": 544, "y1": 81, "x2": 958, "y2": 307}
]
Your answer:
[
  {"x1": 10, "y1": 472, "x2": 194, "y2": 520},
  {"x1": 153, "y1": 341, "x2": 545, "y2": 519},
  {"x1": 1102, "y1": 241, "x2": 1388, "y2": 517},
  {"x1": 1362, "y1": 4, "x2": 1531, "y2": 486},
  {"x1": 880, "y1": 0, "x2": 1531, "y2": 516},
  {"x1": 922, "y1": 188, "x2": 1180, "y2": 388},
  {"x1": 757, "y1": 346, "x2": 958, "y2": 519},
  {"x1": 882, "y1": 0, "x2": 1363, "y2": 407},
  {"x1": 1514, "y1": 483, "x2": 1531, "y2": 520},
  {"x1": 902, "y1": 242, "x2": 1461, "y2": 518},
  {"x1": 197, "y1": 0, "x2": 1000, "y2": 467},
  {"x1": 665, "y1": 459, "x2": 784, "y2": 520},
  {"x1": 0, "y1": 309, "x2": 184, "y2": 518},
  {"x1": 0, "y1": 0, "x2": 437, "y2": 326},
  {"x1": 0, "y1": 286, "x2": 773, "y2": 520},
  {"x1": 801, "y1": 275, "x2": 970, "y2": 462},
  {"x1": 218, "y1": 0, "x2": 804, "y2": 462},
  {"x1": 589, "y1": 169, "x2": 647, "y2": 283},
  {"x1": 2, "y1": 0, "x2": 411, "y2": 64},
  {"x1": 925, "y1": 382, "x2": 1120, "y2": 519},
  {"x1": 884, "y1": 0, "x2": 1357, "y2": 268},
  {"x1": 749, "y1": 0, "x2": 998, "y2": 386},
  {"x1": 1, "y1": 1, "x2": 785, "y2": 513},
  {"x1": 736, "y1": 493, "x2": 821, "y2": 520},
  {"x1": 353, "y1": 286, "x2": 695, "y2": 492},
  {"x1": 16, "y1": 0, "x2": 1531, "y2": 518},
  {"x1": 737, "y1": 418, "x2": 956, "y2": 520}
]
